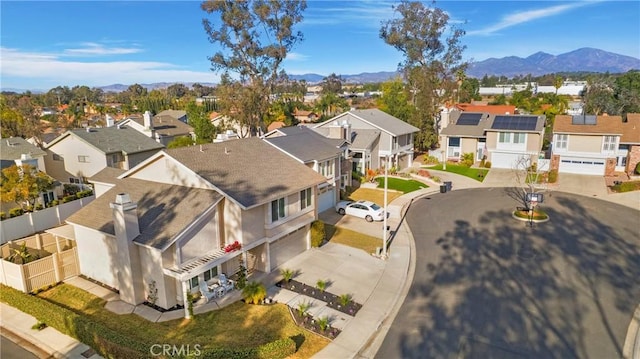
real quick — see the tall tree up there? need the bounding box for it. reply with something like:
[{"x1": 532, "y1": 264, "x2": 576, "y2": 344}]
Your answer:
[
  {"x1": 321, "y1": 73, "x2": 343, "y2": 94},
  {"x1": 185, "y1": 101, "x2": 216, "y2": 143},
  {"x1": 553, "y1": 75, "x2": 563, "y2": 95},
  {"x1": 201, "y1": 0, "x2": 306, "y2": 136},
  {"x1": 380, "y1": 0, "x2": 467, "y2": 150},
  {"x1": 377, "y1": 78, "x2": 413, "y2": 122},
  {"x1": 0, "y1": 164, "x2": 54, "y2": 211},
  {"x1": 613, "y1": 70, "x2": 640, "y2": 115}
]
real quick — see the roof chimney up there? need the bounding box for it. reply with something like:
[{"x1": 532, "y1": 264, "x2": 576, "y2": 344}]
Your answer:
[
  {"x1": 143, "y1": 111, "x2": 153, "y2": 130},
  {"x1": 109, "y1": 192, "x2": 145, "y2": 305}
]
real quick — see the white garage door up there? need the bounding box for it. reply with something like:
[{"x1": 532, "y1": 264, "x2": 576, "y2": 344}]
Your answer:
[
  {"x1": 318, "y1": 187, "x2": 335, "y2": 213},
  {"x1": 559, "y1": 157, "x2": 605, "y2": 175},
  {"x1": 270, "y1": 226, "x2": 308, "y2": 269},
  {"x1": 491, "y1": 152, "x2": 526, "y2": 169}
]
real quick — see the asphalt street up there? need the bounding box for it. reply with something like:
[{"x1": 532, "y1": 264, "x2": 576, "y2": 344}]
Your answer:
[
  {"x1": 1, "y1": 335, "x2": 39, "y2": 359},
  {"x1": 376, "y1": 187, "x2": 640, "y2": 359}
]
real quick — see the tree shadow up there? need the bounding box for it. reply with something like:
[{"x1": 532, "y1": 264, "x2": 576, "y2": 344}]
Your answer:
[{"x1": 379, "y1": 189, "x2": 640, "y2": 359}]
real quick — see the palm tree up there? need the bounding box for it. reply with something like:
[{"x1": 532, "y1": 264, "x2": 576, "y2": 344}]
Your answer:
[
  {"x1": 242, "y1": 281, "x2": 266, "y2": 305},
  {"x1": 7, "y1": 243, "x2": 34, "y2": 264}
]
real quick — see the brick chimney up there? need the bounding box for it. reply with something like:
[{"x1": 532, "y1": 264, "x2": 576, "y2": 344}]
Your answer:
[{"x1": 110, "y1": 193, "x2": 145, "y2": 305}]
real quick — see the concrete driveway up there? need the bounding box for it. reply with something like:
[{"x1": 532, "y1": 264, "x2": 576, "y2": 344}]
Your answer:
[
  {"x1": 319, "y1": 208, "x2": 393, "y2": 239},
  {"x1": 377, "y1": 187, "x2": 640, "y2": 359}
]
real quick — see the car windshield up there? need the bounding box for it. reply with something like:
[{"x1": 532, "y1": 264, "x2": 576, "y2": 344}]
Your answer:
[{"x1": 370, "y1": 204, "x2": 381, "y2": 210}]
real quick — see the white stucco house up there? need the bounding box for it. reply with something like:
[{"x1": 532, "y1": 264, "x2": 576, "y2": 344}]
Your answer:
[{"x1": 65, "y1": 138, "x2": 326, "y2": 318}]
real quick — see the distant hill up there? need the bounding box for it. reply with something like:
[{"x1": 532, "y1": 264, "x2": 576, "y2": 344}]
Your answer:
[{"x1": 467, "y1": 48, "x2": 640, "y2": 78}]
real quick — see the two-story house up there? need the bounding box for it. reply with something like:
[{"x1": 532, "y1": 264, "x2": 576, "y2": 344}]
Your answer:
[
  {"x1": 44, "y1": 127, "x2": 164, "y2": 184},
  {"x1": 117, "y1": 110, "x2": 194, "y2": 146},
  {"x1": 551, "y1": 114, "x2": 629, "y2": 176},
  {"x1": 440, "y1": 112, "x2": 545, "y2": 169},
  {"x1": 313, "y1": 109, "x2": 419, "y2": 174},
  {"x1": 65, "y1": 138, "x2": 326, "y2": 317},
  {"x1": 262, "y1": 125, "x2": 349, "y2": 212},
  {"x1": 621, "y1": 113, "x2": 640, "y2": 176}
]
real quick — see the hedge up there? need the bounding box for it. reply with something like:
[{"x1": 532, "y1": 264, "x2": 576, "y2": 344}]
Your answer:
[
  {"x1": 0, "y1": 285, "x2": 298, "y2": 359},
  {"x1": 310, "y1": 220, "x2": 325, "y2": 247}
]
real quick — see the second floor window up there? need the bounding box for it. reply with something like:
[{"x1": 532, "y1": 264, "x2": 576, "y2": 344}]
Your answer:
[
  {"x1": 319, "y1": 160, "x2": 334, "y2": 177},
  {"x1": 602, "y1": 136, "x2": 616, "y2": 152},
  {"x1": 78, "y1": 155, "x2": 89, "y2": 163},
  {"x1": 554, "y1": 134, "x2": 568, "y2": 150},
  {"x1": 300, "y1": 188, "x2": 312, "y2": 210},
  {"x1": 271, "y1": 197, "x2": 286, "y2": 222}
]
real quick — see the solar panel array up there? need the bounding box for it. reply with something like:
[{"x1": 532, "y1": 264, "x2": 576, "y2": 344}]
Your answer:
[
  {"x1": 456, "y1": 113, "x2": 483, "y2": 126},
  {"x1": 491, "y1": 116, "x2": 539, "y2": 131}
]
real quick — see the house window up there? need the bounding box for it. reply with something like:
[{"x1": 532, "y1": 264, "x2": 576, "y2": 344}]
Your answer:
[
  {"x1": 271, "y1": 197, "x2": 286, "y2": 222},
  {"x1": 602, "y1": 136, "x2": 616, "y2": 152},
  {"x1": 554, "y1": 134, "x2": 568, "y2": 150},
  {"x1": 203, "y1": 267, "x2": 218, "y2": 283},
  {"x1": 190, "y1": 276, "x2": 199, "y2": 289},
  {"x1": 78, "y1": 155, "x2": 89, "y2": 163},
  {"x1": 300, "y1": 188, "x2": 312, "y2": 210},
  {"x1": 513, "y1": 133, "x2": 526, "y2": 144},
  {"x1": 52, "y1": 154, "x2": 63, "y2": 161},
  {"x1": 111, "y1": 153, "x2": 123, "y2": 164},
  {"x1": 499, "y1": 132, "x2": 511, "y2": 143},
  {"x1": 319, "y1": 160, "x2": 334, "y2": 177},
  {"x1": 448, "y1": 137, "x2": 461, "y2": 157}
]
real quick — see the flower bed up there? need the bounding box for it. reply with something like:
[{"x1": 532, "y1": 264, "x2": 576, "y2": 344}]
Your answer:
[
  {"x1": 276, "y1": 279, "x2": 362, "y2": 316},
  {"x1": 289, "y1": 307, "x2": 341, "y2": 340}
]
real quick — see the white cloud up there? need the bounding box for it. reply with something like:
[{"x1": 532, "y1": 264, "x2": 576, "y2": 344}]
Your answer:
[
  {"x1": 303, "y1": 1, "x2": 396, "y2": 27},
  {"x1": 467, "y1": 2, "x2": 594, "y2": 36},
  {"x1": 0, "y1": 47, "x2": 218, "y2": 88},
  {"x1": 285, "y1": 52, "x2": 309, "y2": 61},
  {"x1": 64, "y1": 42, "x2": 143, "y2": 56}
]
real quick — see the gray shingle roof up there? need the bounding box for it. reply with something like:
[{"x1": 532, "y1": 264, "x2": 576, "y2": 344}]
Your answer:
[
  {"x1": 51, "y1": 127, "x2": 164, "y2": 155},
  {"x1": 128, "y1": 115, "x2": 193, "y2": 137},
  {"x1": 66, "y1": 178, "x2": 222, "y2": 250},
  {"x1": 0, "y1": 137, "x2": 46, "y2": 161},
  {"x1": 348, "y1": 109, "x2": 419, "y2": 136},
  {"x1": 264, "y1": 130, "x2": 341, "y2": 163},
  {"x1": 88, "y1": 167, "x2": 126, "y2": 184},
  {"x1": 156, "y1": 109, "x2": 187, "y2": 120},
  {"x1": 350, "y1": 129, "x2": 381, "y2": 150},
  {"x1": 166, "y1": 137, "x2": 326, "y2": 209},
  {"x1": 440, "y1": 112, "x2": 491, "y2": 137}
]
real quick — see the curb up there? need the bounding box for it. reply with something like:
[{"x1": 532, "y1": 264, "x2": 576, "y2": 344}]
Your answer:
[{"x1": 1, "y1": 326, "x2": 53, "y2": 359}]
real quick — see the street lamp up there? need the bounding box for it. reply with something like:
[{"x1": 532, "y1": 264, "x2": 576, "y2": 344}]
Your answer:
[{"x1": 382, "y1": 155, "x2": 389, "y2": 258}]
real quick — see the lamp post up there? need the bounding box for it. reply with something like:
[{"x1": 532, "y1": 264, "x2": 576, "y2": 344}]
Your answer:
[{"x1": 382, "y1": 155, "x2": 389, "y2": 258}]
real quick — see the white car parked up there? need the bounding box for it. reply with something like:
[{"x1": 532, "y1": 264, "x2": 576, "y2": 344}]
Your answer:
[{"x1": 335, "y1": 200, "x2": 385, "y2": 222}]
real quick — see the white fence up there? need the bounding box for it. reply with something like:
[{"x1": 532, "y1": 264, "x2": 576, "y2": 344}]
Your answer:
[{"x1": 0, "y1": 195, "x2": 95, "y2": 244}]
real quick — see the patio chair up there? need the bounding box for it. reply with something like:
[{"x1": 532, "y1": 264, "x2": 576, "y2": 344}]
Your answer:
[
  {"x1": 218, "y1": 273, "x2": 235, "y2": 292},
  {"x1": 198, "y1": 280, "x2": 217, "y2": 302}
]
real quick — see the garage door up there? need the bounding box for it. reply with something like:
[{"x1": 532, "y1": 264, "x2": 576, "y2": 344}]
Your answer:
[
  {"x1": 491, "y1": 152, "x2": 526, "y2": 169},
  {"x1": 318, "y1": 187, "x2": 335, "y2": 213},
  {"x1": 559, "y1": 157, "x2": 605, "y2": 175},
  {"x1": 270, "y1": 226, "x2": 308, "y2": 269}
]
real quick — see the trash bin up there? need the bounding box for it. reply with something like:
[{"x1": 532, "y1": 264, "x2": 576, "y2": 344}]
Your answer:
[
  {"x1": 444, "y1": 181, "x2": 452, "y2": 192},
  {"x1": 440, "y1": 185, "x2": 447, "y2": 193}
]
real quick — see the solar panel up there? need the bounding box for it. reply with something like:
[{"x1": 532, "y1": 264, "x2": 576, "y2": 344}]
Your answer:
[
  {"x1": 584, "y1": 115, "x2": 597, "y2": 125},
  {"x1": 456, "y1": 113, "x2": 483, "y2": 126},
  {"x1": 491, "y1": 116, "x2": 538, "y2": 131}
]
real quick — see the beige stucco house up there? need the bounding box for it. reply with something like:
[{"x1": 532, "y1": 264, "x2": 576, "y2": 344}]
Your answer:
[
  {"x1": 313, "y1": 109, "x2": 419, "y2": 174},
  {"x1": 117, "y1": 110, "x2": 194, "y2": 146},
  {"x1": 65, "y1": 138, "x2": 325, "y2": 318},
  {"x1": 551, "y1": 114, "x2": 637, "y2": 176},
  {"x1": 44, "y1": 127, "x2": 164, "y2": 184},
  {"x1": 440, "y1": 112, "x2": 545, "y2": 169}
]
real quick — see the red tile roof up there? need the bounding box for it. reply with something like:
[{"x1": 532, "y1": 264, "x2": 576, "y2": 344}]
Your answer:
[{"x1": 455, "y1": 103, "x2": 517, "y2": 115}]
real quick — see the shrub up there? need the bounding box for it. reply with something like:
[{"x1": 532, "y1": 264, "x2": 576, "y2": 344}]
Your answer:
[
  {"x1": 76, "y1": 189, "x2": 93, "y2": 199},
  {"x1": 63, "y1": 184, "x2": 80, "y2": 196},
  {"x1": 338, "y1": 293, "x2": 352, "y2": 307},
  {"x1": 351, "y1": 171, "x2": 362, "y2": 183},
  {"x1": 255, "y1": 338, "x2": 296, "y2": 359},
  {"x1": 484, "y1": 161, "x2": 492, "y2": 168},
  {"x1": 461, "y1": 153, "x2": 474, "y2": 167},
  {"x1": 635, "y1": 162, "x2": 640, "y2": 175},
  {"x1": 424, "y1": 155, "x2": 440, "y2": 165},
  {"x1": 242, "y1": 281, "x2": 266, "y2": 305},
  {"x1": 297, "y1": 301, "x2": 311, "y2": 317},
  {"x1": 31, "y1": 321, "x2": 47, "y2": 330},
  {"x1": 548, "y1": 169, "x2": 558, "y2": 183},
  {"x1": 9, "y1": 207, "x2": 23, "y2": 218},
  {"x1": 417, "y1": 169, "x2": 431, "y2": 178},
  {"x1": 316, "y1": 279, "x2": 327, "y2": 292},
  {"x1": 316, "y1": 316, "x2": 330, "y2": 332},
  {"x1": 62, "y1": 195, "x2": 75, "y2": 203},
  {"x1": 48, "y1": 199, "x2": 59, "y2": 207},
  {"x1": 0, "y1": 212, "x2": 5, "y2": 220},
  {"x1": 431, "y1": 176, "x2": 441, "y2": 183},
  {"x1": 280, "y1": 268, "x2": 294, "y2": 283},
  {"x1": 310, "y1": 220, "x2": 325, "y2": 247},
  {"x1": 34, "y1": 203, "x2": 44, "y2": 211}
]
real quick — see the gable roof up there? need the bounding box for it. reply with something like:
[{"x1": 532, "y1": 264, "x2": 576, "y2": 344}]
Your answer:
[
  {"x1": 455, "y1": 104, "x2": 517, "y2": 115},
  {"x1": 264, "y1": 131, "x2": 341, "y2": 163},
  {"x1": 320, "y1": 109, "x2": 419, "y2": 136},
  {"x1": 88, "y1": 167, "x2": 126, "y2": 185},
  {"x1": 125, "y1": 114, "x2": 194, "y2": 137},
  {"x1": 484, "y1": 114, "x2": 545, "y2": 133},
  {"x1": 440, "y1": 112, "x2": 491, "y2": 137},
  {"x1": 66, "y1": 178, "x2": 222, "y2": 250},
  {"x1": 442, "y1": 113, "x2": 544, "y2": 137},
  {"x1": 553, "y1": 115, "x2": 624, "y2": 135},
  {"x1": 621, "y1": 113, "x2": 640, "y2": 144},
  {"x1": 267, "y1": 121, "x2": 286, "y2": 132},
  {"x1": 166, "y1": 137, "x2": 326, "y2": 209},
  {"x1": 47, "y1": 127, "x2": 164, "y2": 155},
  {"x1": 0, "y1": 137, "x2": 47, "y2": 161},
  {"x1": 156, "y1": 109, "x2": 187, "y2": 120}
]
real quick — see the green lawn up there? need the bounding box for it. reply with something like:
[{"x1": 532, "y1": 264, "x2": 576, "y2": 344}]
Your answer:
[
  {"x1": 427, "y1": 164, "x2": 489, "y2": 182},
  {"x1": 348, "y1": 188, "x2": 403, "y2": 205},
  {"x1": 610, "y1": 180, "x2": 640, "y2": 193},
  {"x1": 325, "y1": 224, "x2": 381, "y2": 255},
  {"x1": 2, "y1": 283, "x2": 328, "y2": 358},
  {"x1": 375, "y1": 177, "x2": 428, "y2": 193}
]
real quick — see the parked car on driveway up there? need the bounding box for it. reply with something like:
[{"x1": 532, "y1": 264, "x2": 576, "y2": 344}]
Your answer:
[{"x1": 335, "y1": 200, "x2": 385, "y2": 222}]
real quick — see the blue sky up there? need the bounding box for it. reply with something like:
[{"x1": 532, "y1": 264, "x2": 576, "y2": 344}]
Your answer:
[{"x1": 1, "y1": 1, "x2": 639, "y2": 90}]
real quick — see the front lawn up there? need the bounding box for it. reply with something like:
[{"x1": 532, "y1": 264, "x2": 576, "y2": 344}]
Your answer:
[
  {"x1": 1, "y1": 283, "x2": 329, "y2": 358},
  {"x1": 427, "y1": 164, "x2": 488, "y2": 182},
  {"x1": 325, "y1": 223, "x2": 381, "y2": 255},
  {"x1": 348, "y1": 188, "x2": 403, "y2": 205},
  {"x1": 375, "y1": 177, "x2": 428, "y2": 193},
  {"x1": 610, "y1": 180, "x2": 640, "y2": 193}
]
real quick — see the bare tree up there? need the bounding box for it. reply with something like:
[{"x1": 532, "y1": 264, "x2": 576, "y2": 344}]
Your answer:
[{"x1": 513, "y1": 155, "x2": 549, "y2": 208}]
